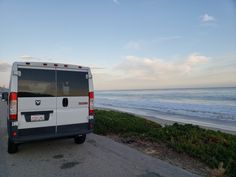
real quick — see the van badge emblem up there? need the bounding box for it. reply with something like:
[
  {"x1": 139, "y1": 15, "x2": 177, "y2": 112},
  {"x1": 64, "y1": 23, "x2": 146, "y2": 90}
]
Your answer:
[{"x1": 35, "y1": 100, "x2": 41, "y2": 106}]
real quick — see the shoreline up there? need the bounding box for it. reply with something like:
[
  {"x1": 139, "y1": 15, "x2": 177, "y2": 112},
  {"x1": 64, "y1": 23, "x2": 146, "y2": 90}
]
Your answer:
[{"x1": 96, "y1": 107, "x2": 236, "y2": 135}]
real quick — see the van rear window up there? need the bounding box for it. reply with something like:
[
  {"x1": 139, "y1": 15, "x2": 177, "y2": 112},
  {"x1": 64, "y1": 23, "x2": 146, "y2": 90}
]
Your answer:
[
  {"x1": 57, "y1": 70, "x2": 89, "y2": 96},
  {"x1": 18, "y1": 68, "x2": 89, "y2": 97},
  {"x1": 18, "y1": 68, "x2": 56, "y2": 97}
]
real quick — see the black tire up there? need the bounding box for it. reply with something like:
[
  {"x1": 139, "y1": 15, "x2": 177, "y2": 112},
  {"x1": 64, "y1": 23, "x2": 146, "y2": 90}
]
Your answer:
[
  {"x1": 8, "y1": 139, "x2": 18, "y2": 154},
  {"x1": 74, "y1": 134, "x2": 86, "y2": 144}
]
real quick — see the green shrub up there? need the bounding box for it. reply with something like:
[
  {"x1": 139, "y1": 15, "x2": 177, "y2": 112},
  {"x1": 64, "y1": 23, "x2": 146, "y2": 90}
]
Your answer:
[
  {"x1": 94, "y1": 109, "x2": 236, "y2": 177},
  {"x1": 94, "y1": 109, "x2": 161, "y2": 135}
]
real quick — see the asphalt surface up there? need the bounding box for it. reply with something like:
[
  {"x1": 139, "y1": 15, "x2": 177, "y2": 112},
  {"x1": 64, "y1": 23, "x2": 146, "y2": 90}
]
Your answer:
[{"x1": 0, "y1": 101, "x2": 201, "y2": 177}]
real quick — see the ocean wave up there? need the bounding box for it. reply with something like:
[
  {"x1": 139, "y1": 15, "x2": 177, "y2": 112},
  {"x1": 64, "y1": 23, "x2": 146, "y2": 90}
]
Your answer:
[{"x1": 95, "y1": 88, "x2": 236, "y2": 123}]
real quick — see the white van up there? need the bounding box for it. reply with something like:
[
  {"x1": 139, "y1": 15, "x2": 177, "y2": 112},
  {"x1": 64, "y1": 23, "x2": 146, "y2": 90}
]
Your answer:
[{"x1": 2, "y1": 62, "x2": 94, "y2": 153}]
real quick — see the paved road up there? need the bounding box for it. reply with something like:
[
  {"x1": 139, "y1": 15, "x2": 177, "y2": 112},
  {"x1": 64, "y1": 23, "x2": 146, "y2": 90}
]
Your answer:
[{"x1": 0, "y1": 101, "x2": 200, "y2": 177}]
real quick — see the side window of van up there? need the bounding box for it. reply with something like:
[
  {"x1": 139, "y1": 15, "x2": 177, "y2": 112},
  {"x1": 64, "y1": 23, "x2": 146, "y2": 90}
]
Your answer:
[
  {"x1": 57, "y1": 71, "x2": 89, "y2": 96},
  {"x1": 18, "y1": 68, "x2": 56, "y2": 97}
]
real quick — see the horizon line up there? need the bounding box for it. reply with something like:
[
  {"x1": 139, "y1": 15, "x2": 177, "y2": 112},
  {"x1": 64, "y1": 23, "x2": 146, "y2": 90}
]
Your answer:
[{"x1": 95, "y1": 86, "x2": 236, "y2": 92}]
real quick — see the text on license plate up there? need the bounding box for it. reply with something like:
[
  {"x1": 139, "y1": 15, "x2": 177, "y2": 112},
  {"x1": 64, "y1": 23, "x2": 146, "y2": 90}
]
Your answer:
[{"x1": 31, "y1": 115, "x2": 45, "y2": 122}]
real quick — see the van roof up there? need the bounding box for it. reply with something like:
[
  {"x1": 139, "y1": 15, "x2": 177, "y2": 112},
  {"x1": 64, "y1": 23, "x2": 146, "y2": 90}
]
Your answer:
[{"x1": 14, "y1": 61, "x2": 89, "y2": 70}]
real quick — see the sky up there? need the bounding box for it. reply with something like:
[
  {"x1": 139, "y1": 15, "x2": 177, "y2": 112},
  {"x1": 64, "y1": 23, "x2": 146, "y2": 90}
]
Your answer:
[{"x1": 0, "y1": 0, "x2": 236, "y2": 90}]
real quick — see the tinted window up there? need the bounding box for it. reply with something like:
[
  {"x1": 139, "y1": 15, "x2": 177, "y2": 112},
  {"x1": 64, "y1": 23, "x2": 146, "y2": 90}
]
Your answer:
[
  {"x1": 57, "y1": 71, "x2": 88, "y2": 96},
  {"x1": 18, "y1": 68, "x2": 56, "y2": 97}
]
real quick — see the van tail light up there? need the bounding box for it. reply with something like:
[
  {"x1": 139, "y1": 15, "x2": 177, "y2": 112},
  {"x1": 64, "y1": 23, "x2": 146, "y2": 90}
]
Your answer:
[
  {"x1": 12, "y1": 131, "x2": 17, "y2": 137},
  {"x1": 9, "y1": 92, "x2": 17, "y2": 120},
  {"x1": 89, "y1": 92, "x2": 94, "y2": 116}
]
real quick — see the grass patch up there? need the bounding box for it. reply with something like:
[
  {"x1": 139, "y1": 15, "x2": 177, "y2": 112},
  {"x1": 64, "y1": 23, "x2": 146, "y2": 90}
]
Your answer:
[{"x1": 94, "y1": 109, "x2": 236, "y2": 177}]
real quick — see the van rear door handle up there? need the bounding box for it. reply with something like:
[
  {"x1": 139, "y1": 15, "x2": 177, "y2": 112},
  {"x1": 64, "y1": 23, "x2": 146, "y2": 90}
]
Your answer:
[{"x1": 62, "y1": 98, "x2": 68, "y2": 107}]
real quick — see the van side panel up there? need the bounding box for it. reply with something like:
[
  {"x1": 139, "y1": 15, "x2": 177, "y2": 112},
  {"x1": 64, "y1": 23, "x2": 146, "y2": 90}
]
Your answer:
[
  {"x1": 88, "y1": 69, "x2": 94, "y2": 92},
  {"x1": 9, "y1": 62, "x2": 19, "y2": 92}
]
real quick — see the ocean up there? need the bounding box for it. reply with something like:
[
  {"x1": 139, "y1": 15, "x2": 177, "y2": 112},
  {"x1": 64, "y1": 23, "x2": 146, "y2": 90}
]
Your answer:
[{"x1": 95, "y1": 87, "x2": 236, "y2": 132}]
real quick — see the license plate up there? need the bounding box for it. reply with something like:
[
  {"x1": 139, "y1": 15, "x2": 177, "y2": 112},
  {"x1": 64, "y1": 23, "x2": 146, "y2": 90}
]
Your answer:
[{"x1": 31, "y1": 115, "x2": 45, "y2": 122}]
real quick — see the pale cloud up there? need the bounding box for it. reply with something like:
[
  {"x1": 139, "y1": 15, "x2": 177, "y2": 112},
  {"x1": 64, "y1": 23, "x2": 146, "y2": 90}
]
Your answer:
[
  {"x1": 20, "y1": 55, "x2": 33, "y2": 60},
  {"x1": 113, "y1": 0, "x2": 119, "y2": 5},
  {"x1": 184, "y1": 54, "x2": 209, "y2": 73},
  {"x1": 116, "y1": 54, "x2": 209, "y2": 79},
  {"x1": 1, "y1": 54, "x2": 235, "y2": 90},
  {"x1": 125, "y1": 41, "x2": 143, "y2": 50},
  {"x1": 20, "y1": 55, "x2": 62, "y2": 63},
  {"x1": 92, "y1": 54, "x2": 216, "y2": 90},
  {"x1": 0, "y1": 60, "x2": 11, "y2": 72},
  {"x1": 0, "y1": 60, "x2": 11, "y2": 88},
  {"x1": 186, "y1": 54, "x2": 209, "y2": 66},
  {"x1": 90, "y1": 67, "x2": 106, "y2": 70},
  {"x1": 92, "y1": 67, "x2": 124, "y2": 90},
  {"x1": 20, "y1": 55, "x2": 50, "y2": 61},
  {"x1": 201, "y1": 13, "x2": 216, "y2": 23}
]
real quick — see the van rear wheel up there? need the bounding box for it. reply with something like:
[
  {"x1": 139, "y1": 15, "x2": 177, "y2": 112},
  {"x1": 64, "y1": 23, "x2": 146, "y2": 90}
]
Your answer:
[
  {"x1": 74, "y1": 134, "x2": 86, "y2": 144},
  {"x1": 8, "y1": 138, "x2": 18, "y2": 154}
]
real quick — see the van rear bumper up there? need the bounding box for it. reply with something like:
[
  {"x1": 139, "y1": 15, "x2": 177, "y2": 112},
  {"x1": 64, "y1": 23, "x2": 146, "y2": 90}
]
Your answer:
[{"x1": 10, "y1": 123, "x2": 93, "y2": 143}]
